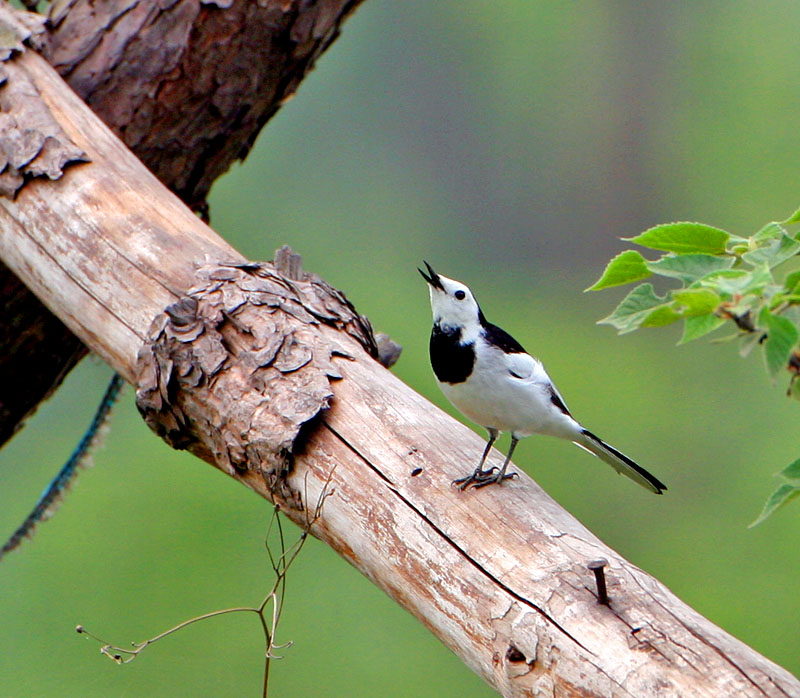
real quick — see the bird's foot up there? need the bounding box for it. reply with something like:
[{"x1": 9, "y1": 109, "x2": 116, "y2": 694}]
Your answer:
[
  {"x1": 453, "y1": 467, "x2": 495, "y2": 490},
  {"x1": 453, "y1": 468, "x2": 517, "y2": 491},
  {"x1": 471, "y1": 471, "x2": 517, "y2": 489}
]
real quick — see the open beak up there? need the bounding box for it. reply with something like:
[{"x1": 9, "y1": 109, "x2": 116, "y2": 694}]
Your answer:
[{"x1": 418, "y1": 260, "x2": 444, "y2": 290}]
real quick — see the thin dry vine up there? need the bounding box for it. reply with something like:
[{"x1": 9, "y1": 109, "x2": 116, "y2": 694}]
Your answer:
[{"x1": 76, "y1": 469, "x2": 336, "y2": 698}]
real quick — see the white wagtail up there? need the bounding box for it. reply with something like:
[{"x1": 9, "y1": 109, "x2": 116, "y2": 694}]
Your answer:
[{"x1": 419, "y1": 262, "x2": 666, "y2": 493}]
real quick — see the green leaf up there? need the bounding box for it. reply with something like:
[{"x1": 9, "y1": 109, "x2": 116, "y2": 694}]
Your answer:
[
  {"x1": 698, "y1": 266, "x2": 773, "y2": 296},
  {"x1": 646, "y1": 254, "x2": 734, "y2": 284},
  {"x1": 742, "y1": 234, "x2": 800, "y2": 268},
  {"x1": 738, "y1": 264, "x2": 775, "y2": 295},
  {"x1": 781, "y1": 205, "x2": 800, "y2": 226},
  {"x1": 752, "y1": 221, "x2": 787, "y2": 242},
  {"x1": 759, "y1": 307, "x2": 800, "y2": 378},
  {"x1": 763, "y1": 283, "x2": 790, "y2": 304},
  {"x1": 784, "y1": 270, "x2": 800, "y2": 295},
  {"x1": 680, "y1": 314, "x2": 725, "y2": 344},
  {"x1": 598, "y1": 283, "x2": 671, "y2": 334},
  {"x1": 773, "y1": 235, "x2": 800, "y2": 265},
  {"x1": 783, "y1": 305, "x2": 800, "y2": 325},
  {"x1": 625, "y1": 222, "x2": 730, "y2": 255},
  {"x1": 748, "y1": 269, "x2": 773, "y2": 295},
  {"x1": 586, "y1": 250, "x2": 651, "y2": 291},
  {"x1": 780, "y1": 457, "x2": 800, "y2": 483},
  {"x1": 641, "y1": 305, "x2": 682, "y2": 328},
  {"x1": 671, "y1": 288, "x2": 721, "y2": 316},
  {"x1": 749, "y1": 482, "x2": 800, "y2": 527}
]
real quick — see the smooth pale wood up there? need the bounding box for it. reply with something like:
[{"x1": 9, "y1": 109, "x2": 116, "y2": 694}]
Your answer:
[
  {"x1": 2, "y1": 45, "x2": 798, "y2": 698},
  {"x1": 308, "y1": 335, "x2": 800, "y2": 696}
]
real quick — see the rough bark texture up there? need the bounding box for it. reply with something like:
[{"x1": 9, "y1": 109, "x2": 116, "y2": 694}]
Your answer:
[
  {"x1": 43, "y1": 0, "x2": 361, "y2": 209},
  {"x1": 1, "y1": 35, "x2": 799, "y2": 697},
  {"x1": 135, "y1": 259, "x2": 378, "y2": 484},
  {"x1": 0, "y1": 0, "x2": 362, "y2": 449},
  {"x1": 0, "y1": 9, "x2": 89, "y2": 445},
  {"x1": 0, "y1": 42, "x2": 87, "y2": 195},
  {"x1": 0, "y1": 44, "x2": 243, "y2": 380}
]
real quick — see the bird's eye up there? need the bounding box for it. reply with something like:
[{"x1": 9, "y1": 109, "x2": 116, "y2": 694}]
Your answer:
[{"x1": 454, "y1": 290, "x2": 466, "y2": 300}]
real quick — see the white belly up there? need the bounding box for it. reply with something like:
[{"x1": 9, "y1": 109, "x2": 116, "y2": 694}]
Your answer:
[{"x1": 438, "y1": 359, "x2": 577, "y2": 439}]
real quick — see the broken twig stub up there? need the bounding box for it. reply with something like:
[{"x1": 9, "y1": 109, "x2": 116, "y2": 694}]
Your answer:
[{"x1": 135, "y1": 260, "x2": 378, "y2": 498}]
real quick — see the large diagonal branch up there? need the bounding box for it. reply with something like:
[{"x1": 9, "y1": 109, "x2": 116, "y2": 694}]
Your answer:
[
  {"x1": 1, "y1": 22, "x2": 798, "y2": 698},
  {"x1": 0, "y1": 0, "x2": 361, "y2": 448}
]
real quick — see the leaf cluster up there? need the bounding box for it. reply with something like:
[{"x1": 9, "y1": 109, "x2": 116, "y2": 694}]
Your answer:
[
  {"x1": 750, "y1": 458, "x2": 800, "y2": 527},
  {"x1": 588, "y1": 213, "x2": 800, "y2": 391},
  {"x1": 589, "y1": 208, "x2": 800, "y2": 524}
]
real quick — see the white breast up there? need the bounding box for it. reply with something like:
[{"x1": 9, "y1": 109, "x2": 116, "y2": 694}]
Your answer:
[{"x1": 438, "y1": 342, "x2": 579, "y2": 439}]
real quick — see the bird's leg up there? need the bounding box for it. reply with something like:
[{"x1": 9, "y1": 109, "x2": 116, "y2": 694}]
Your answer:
[
  {"x1": 471, "y1": 436, "x2": 519, "y2": 489},
  {"x1": 453, "y1": 429, "x2": 500, "y2": 490}
]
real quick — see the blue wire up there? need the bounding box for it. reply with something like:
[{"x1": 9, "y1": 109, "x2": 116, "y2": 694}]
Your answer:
[{"x1": 1, "y1": 372, "x2": 124, "y2": 560}]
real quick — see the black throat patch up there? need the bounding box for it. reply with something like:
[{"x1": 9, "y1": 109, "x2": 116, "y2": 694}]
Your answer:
[{"x1": 430, "y1": 323, "x2": 475, "y2": 384}]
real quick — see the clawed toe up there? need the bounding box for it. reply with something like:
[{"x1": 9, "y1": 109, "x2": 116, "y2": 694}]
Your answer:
[
  {"x1": 471, "y1": 471, "x2": 517, "y2": 489},
  {"x1": 453, "y1": 468, "x2": 517, "y2": 490},
  {"x1": 453, "y1": 467, "x2": 496, "y2": 490}
]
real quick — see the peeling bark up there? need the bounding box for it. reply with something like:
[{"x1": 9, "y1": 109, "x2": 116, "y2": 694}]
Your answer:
[
  {"x1": 0, "y1": 8, "x2": 90, "y2": 443},
  {"x1": 1, "y1": 38, "x2": 799, "y2": 697},
  {"x1": 0, "y1": 0, "x2": 363, "y2": 448},
  {"x1": 0, "y1": 8, "x2": 87, "y2": 197},
  {"x1": 135, "y1": 260, "x2": 377, "y2": 487},
  {"x1": 0, "y1": 62, "x2": 87, "y2": 196},
  {"x1": 0, "y1": 46, "x2": 242, "y2": 379}
]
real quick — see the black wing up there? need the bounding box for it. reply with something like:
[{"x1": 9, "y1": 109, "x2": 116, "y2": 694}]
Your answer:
[{"x1": 480, "y1": 319, "x2": 526, "y2": 354}]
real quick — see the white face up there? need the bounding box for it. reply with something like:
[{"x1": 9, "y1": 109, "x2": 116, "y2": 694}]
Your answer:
[{"x1": 422, "y1": 267, "x2": 482, "y2": 331}]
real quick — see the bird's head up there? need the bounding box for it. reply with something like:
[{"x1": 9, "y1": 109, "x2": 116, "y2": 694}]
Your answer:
[{"x1": 418, "y1": 261, "x2": 483, "y2": 333}]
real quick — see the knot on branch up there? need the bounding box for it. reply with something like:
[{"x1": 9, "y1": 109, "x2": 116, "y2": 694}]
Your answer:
[
  {"x1": 0, "y1": 7, "x2": 88, "y2": 198},
  {"x1": 135, "y1": 260, "x2": 378, "y2": 492}
]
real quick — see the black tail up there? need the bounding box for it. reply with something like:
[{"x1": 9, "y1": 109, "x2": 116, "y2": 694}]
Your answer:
[{"x1": 579, "y1": 430, "x2": 667, "y2": 494}]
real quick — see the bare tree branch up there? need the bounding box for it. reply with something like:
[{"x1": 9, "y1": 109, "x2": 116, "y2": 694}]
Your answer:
[
  {"x1": 0, "y1": 0, "x2": 362, "y2": 449},
  {"x1": 1, "y1": 8, "x2": 798, "y2": 697}
]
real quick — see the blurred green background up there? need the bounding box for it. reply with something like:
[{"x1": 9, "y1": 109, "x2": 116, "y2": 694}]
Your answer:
[{"x1": 3, "y1": 1, "x2": 800, "y2": 695}]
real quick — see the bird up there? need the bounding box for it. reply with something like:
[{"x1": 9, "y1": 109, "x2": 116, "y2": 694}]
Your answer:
[{"x1": 419, "y1": 261, "x2": 666, "y2": 493}]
